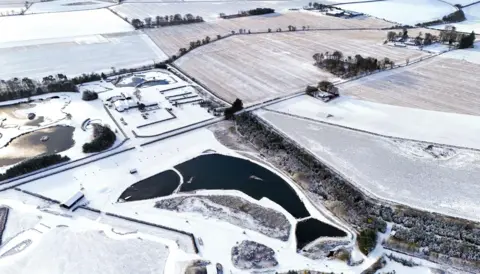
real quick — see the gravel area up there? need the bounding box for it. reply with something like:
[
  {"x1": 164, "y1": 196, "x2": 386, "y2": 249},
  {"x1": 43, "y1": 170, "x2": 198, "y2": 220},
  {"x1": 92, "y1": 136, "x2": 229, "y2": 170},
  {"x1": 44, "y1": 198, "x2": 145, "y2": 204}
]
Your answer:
[{"x1": 231, "y1": 240, "x2": 278, "y2": 270}]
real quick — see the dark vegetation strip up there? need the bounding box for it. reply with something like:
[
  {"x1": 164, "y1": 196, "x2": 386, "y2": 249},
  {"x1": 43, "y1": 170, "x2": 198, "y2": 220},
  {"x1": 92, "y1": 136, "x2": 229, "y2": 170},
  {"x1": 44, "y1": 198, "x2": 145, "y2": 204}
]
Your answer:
[
  {"x1": 0, "y1": 154, "x2": 70, "y2": 181},
  {"x1": 0, "y1": 207, "x2": 9, "y2": 246}
]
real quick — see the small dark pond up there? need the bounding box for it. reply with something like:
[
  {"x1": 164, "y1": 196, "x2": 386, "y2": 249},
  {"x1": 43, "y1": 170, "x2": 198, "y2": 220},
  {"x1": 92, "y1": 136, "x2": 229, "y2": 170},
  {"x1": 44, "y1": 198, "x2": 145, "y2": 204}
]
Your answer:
[
  {"x1": 118, "y1": 169, "x2": 180, "y2": 202},
  {"x1": 0, "y1": 125, "x2": 75, "y2": 168},
  {"x1": 137, "y1": 80, "x2": 169, "y2": 88},
  {"x1": 296, "y1": 218, "x2": 347, "y2": 250}
]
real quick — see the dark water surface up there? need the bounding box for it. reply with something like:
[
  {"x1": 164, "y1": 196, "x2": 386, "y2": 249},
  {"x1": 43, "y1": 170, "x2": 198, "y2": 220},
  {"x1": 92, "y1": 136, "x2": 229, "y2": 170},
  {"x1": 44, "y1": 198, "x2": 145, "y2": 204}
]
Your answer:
[
  {"x1": 296, "y1": 218, "x2": 347, "y2": 250},
  {"x1": 0, "y1": 125, "x2": 75, "y2": 167},
  {"x1": 118, "y1": 169, "x2": 180, "y2": 202},
  {"x1": 175, "y1": 153, "x2": 310, "y2": 219}
]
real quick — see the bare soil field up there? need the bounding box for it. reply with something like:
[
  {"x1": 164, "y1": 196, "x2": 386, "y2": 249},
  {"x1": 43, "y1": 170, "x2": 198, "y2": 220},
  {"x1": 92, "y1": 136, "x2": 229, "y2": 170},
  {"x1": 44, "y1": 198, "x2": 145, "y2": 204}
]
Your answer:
[
  {"x1": 175, "y1": 31, "x2": 430, "y2": 105},
  {"x1": 339, "y1": 56, "x2": 480, "y2": 115},
  {"x1": 146, "y1": 11, "x2": 394, "y2": 56}
]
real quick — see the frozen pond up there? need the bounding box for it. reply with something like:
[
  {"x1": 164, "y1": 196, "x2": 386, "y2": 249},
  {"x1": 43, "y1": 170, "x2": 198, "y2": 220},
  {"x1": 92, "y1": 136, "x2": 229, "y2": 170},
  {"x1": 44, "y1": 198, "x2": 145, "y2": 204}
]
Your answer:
[
  {"x1": 257, "y1": 110, "x2": 480, "y2": 221},
  {"x1": 0, "y1": 125, "x2": 75, "y2": 168}
]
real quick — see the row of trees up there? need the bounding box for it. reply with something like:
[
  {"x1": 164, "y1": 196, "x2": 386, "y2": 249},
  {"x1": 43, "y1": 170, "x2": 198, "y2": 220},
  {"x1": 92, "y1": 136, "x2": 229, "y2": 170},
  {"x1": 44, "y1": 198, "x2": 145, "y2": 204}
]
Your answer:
[
  {"x1": 387, "y1": 30, "x2": 436, "y2": 46},
  {"x1": 130, "y1": 14, "x2": 203, "y2": 29},
  {"x1": 82, "y1": 124, "x2": 116, "y2": 153},
  {"x1": 416, "y1": 9, "x2": 466, "y2": 27},
  {"x1": 219, "y1": 8, "x2": 275, "y2": 19},
  {"x1": 0, "y1": 154, "x2": 70, "y2": 181},
  {"x1": 313, "y1": 51, "x2": 394, "y2": 78},
  {"x1": 0, "y1": 74, "x2": 77, "y2": 102}
]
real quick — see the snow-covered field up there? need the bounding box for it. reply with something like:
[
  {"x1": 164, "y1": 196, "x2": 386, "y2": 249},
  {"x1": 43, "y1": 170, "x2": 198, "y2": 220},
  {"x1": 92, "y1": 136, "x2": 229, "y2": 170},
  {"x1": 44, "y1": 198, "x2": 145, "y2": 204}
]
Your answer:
[
  {"x1": 26, "y1": 0, "x2": 116, "y2": 14},
  {"x1": 0, "y1": 32, "x2": 168, "y2": 80},
  {"x1": 146, "y1": 11, "x2": 394, "y2": 56},
  {"x1": 175, "y1": 30, "x2": 429, "y2": 105},
  {"x1": 110, "y1": 1, "x2": 307, "y2": 22},
  {"x1": 0, "y1": 9, "x2": 132, "y2": 44},
  {"x1": 266, "y1": 95, "x2": 480, "y2": 149},
  {"x1": 0, "y1": 199, "x2": 173, "y2": 274},
  {"x1": 256, "y1": 110, "x2": 480, "y2": 222},
  {"x1": 336, "y1": 0, "x2": 456, "y2": 25},
  {"x1": 434, "y1": 3, "x2": 480, "y2": 35},
  {"x1": 338, "y1": 55, "x2": 480, "y2": 115}
]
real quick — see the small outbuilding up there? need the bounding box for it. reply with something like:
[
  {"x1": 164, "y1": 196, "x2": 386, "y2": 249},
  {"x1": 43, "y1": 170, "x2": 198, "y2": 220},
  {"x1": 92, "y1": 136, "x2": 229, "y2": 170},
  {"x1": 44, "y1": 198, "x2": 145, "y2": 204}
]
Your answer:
[{"x1": 60, "y1": 191, "x2": 84, "y2": 209}]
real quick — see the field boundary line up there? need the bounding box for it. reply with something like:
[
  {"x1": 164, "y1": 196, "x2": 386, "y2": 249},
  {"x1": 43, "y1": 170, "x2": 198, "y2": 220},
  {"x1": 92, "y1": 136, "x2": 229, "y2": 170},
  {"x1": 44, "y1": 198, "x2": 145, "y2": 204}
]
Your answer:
[{"x1": 262, "y1": 108, "x2": 480, "y2": 152}]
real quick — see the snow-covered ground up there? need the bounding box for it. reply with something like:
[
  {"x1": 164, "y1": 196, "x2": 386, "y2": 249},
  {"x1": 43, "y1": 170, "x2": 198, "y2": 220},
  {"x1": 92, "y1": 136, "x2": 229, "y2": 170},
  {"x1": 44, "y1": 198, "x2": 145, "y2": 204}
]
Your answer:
[
  {"x1": 0, "y1": 9, "x2": 132, "y2": 44},
  {"x1": 256, "y1": 110, "x2": 480, "y2": 222},
  {"x1": 110, "y1": 1, "x2": 307, "y2": 22},
  {"x1": 26, "y1": 0, "x2": 116, "y2": 14},
  {"x1": 0, "y1": 5, "x2": 24, "y2": 15},
  {"x1": 0, "y1": 32, "x2": 168, "y2": 80},
  {"x1": 0, "y1": 198, "x2": 185, "y2": 274},
  {"x1": 265, "y1": 95, "x2": 480, "y2": 149},
  {"x1": 440, "y1": 41, "x2": 480, "y2": 64},
  {"x1": 336, "y1": 0, "x2": 456, "y2": 25},
  {"x1": 434, "y1": 3, "x2": 480, "y2": 33}
]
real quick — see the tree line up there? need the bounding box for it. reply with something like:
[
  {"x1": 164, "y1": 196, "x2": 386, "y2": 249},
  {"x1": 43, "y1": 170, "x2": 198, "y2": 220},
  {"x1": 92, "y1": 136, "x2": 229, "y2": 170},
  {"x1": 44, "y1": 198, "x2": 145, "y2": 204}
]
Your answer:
[
  {"x1": 313, "y1": 51, "x2": 394, "y2": 78},
  {"x1": 0, "y1": 154, "x2": 70, "y2": 181},
  {"x1": 387, "y1": 28, "x2": 436, "y2": 46},
  {"x1": 438, "y1": 26, "x2": 475, "y2": 48},
  {"x1": 130, "y1": 14, "x2": 204, "y2": 29},
  {"x1": 416, "y1": 9, "x2": 466, "y2": 27},
  {"x1": 219, "y1": 8, "x2": 275, "y2": 19}
]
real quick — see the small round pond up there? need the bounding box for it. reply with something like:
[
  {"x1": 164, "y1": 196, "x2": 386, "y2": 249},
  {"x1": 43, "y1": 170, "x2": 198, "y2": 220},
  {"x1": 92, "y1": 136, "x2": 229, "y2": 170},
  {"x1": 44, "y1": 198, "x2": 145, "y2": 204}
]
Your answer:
[
  {"x1": 296, "y1": 218, "x2": 347, "y2": 250},
  {"x1": 0, "y1": 125, "x2": 75, "y2": 168}
]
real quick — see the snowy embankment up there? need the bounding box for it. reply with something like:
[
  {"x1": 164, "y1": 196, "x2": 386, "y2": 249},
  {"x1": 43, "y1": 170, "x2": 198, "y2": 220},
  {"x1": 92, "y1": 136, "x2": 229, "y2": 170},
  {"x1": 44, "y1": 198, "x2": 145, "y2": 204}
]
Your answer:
[
  {"x1": 265, "y1": 95, "x2": 480, "y2": 150},
  {"x1": 335, "y1": 0, "x2": 456, "y2": 25},
  {"x1": 155, "y1": 194, "x2": 291, "y2": 241},
  {"x1": 256, "y1": 110, "x2": 480, "y2": 222}
]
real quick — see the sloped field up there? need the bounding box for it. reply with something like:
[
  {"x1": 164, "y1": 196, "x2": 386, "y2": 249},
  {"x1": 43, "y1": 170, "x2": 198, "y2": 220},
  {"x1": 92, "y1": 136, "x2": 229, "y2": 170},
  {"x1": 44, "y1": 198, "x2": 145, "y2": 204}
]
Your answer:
[
  {"x1": 339, "y1": 55, "x2": 480, "y2": 115},
  {"x1": 146, "y1": 11, "x2": 394, "y2": 56}
]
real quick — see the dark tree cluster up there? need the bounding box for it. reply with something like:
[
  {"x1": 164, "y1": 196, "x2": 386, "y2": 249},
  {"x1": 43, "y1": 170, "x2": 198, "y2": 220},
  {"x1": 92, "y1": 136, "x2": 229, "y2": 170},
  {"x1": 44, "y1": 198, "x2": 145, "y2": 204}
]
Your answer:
[
  {"x1": 220, "y1": 8, "x2": 275, "y2": 19},
  {"x1": 82, "y1": 124, "x2": 116, "y2": 153},
  {"x1": 308, "y1": 2, "x2": 332, "y2": 11},
  {"x1": 357, "y1": 229, "x2": 377, "y2": 255},
  {"x1": 81, "y1": 90, "x2": 98, "y2": 101},
  {"x1": 459, "y1": 31, "x2": 476, "y2": 49},
  {"x1": 0, "y1": 154, "x2": 70, "y2": 181},
  {"x1": 0, "y1": 74, "x2": 77, "y2": 103},
  {"x1": 71, "y1": 73, "x2": 102, "y2": 85},
  {"x1": 224, "y1": 98, "x2": 243, "y2": 119},
  {"x1": 130, "y1": 14, "x2": 204, "y2": 29},
  {"x1": 416, "y1": 9, "x2": 466, "y2": 27},
  {"x1": 387, "y1": 30, "x2": 436, "y2": 46},
  {"x1": 313, "y1": 51, "x2": 394, "y2": 78}
]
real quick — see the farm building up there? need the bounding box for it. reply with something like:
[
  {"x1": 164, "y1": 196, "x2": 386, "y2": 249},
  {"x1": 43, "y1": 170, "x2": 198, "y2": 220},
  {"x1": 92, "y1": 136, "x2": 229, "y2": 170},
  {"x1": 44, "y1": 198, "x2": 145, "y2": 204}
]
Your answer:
[{"x1": 60, "y1": 191, "x2": 84, "y2": 209}]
